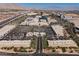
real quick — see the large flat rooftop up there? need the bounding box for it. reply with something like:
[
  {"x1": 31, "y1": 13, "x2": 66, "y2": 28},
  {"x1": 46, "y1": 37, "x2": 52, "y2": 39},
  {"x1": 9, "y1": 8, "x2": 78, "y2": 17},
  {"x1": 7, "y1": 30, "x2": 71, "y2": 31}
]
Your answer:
[
  {"x1": 48, "y1": 40, "x2": 78, "y2": 48},
  {"x1": 51, "y1": 25, "x2": 64, "y2": 36},
  {"x1": 0, "y1": 40, "x2": 31, "y2": 47}
]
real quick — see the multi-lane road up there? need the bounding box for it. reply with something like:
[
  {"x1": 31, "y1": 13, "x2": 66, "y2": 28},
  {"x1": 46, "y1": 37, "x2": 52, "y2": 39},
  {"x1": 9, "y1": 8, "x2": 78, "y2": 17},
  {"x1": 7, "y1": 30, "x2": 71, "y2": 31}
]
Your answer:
[{"x1": 0, "y1": 14, "x2": 26, "y2": 28}]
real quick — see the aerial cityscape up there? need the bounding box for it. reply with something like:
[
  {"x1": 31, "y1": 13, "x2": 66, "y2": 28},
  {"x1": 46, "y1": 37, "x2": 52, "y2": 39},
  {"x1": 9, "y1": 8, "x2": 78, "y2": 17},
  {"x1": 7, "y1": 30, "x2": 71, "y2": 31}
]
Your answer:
[{"x1": 0, "y1": 3, "x2": 79, "y2": 56}]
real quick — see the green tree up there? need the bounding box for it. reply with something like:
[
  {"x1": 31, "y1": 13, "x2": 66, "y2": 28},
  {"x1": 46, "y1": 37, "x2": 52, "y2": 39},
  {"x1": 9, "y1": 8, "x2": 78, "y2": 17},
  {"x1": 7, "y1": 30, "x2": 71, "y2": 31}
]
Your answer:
[
  {"x1": 31, "y1": 36, "x2": 37, "y2": 49},
  {"x1": 42, "y1": 35, "x2": 48, "y2": 49}
]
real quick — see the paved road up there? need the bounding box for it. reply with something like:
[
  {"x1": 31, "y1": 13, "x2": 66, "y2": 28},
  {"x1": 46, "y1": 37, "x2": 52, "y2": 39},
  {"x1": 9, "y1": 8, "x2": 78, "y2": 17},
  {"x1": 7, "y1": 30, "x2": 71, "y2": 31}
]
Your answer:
[
  {"x1": 36, "y1": 36, "x2": 39, "y2": 53},
  {"x1": 0, "y1": 14, "x2": 26, "y2": 28},
  {"x1": 0, "y1": 52, "x2": 79, "y2": 56},
  {"x1": 38, "y1": 35, "x2": 42, "y2": 53},
  {"x1": 36, "y1": 34, "x2": 42, "y2": 54},
  {"x1": 0, "y1": 15, "x2": 19, "y2": 28}
]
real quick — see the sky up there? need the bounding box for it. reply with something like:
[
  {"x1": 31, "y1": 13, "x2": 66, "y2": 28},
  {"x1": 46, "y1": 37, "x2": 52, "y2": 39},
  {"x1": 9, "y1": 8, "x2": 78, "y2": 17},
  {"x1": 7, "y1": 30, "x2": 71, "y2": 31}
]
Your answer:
[{"x1": 17, "y1": 3, "x2": 79, "y2": 10}]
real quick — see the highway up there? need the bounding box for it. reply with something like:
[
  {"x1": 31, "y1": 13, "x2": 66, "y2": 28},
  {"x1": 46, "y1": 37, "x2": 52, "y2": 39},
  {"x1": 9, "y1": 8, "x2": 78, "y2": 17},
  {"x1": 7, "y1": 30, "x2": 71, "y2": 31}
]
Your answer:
[
  {"x1": 0, "y1": 52, "x2": 79, "y2": 56},
  {"x1": 0, "y1": 14, "x2": 26, "y2": 28}
]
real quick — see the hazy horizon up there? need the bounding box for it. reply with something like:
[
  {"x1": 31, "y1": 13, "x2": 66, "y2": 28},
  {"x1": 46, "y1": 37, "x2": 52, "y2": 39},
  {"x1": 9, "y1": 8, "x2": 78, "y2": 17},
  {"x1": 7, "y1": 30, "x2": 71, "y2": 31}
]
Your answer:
[{"x1": 17, "y1": 3, "x2": 79, "y2": 10}]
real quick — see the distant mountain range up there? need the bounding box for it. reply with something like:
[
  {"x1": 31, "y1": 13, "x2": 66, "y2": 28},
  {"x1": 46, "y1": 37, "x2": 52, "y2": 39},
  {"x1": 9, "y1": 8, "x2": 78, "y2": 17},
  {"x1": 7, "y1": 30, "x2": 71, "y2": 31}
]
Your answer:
[
  {"x1": 0, "y1": 3, "x2": 79, "y2": 11},
  {"x1": 0, "y1": 3, "x2": 26, "y2": 10}
]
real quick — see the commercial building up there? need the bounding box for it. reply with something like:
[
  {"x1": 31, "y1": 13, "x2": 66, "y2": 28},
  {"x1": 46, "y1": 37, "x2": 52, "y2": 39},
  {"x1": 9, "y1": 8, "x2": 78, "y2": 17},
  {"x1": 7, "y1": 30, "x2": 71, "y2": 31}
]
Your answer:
[
  {"x1": 48, "y1": 40, "x2": 78, "y2": 48},
  {"x1": 51, "y1": 25, "x2": 64, "y2": 36},
  {"x1": 0, "y1": 40, "x2": 31, "y2": 48},
  {"x1": 0, "y1": 25, "x2": 16, "y2": 39}
]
